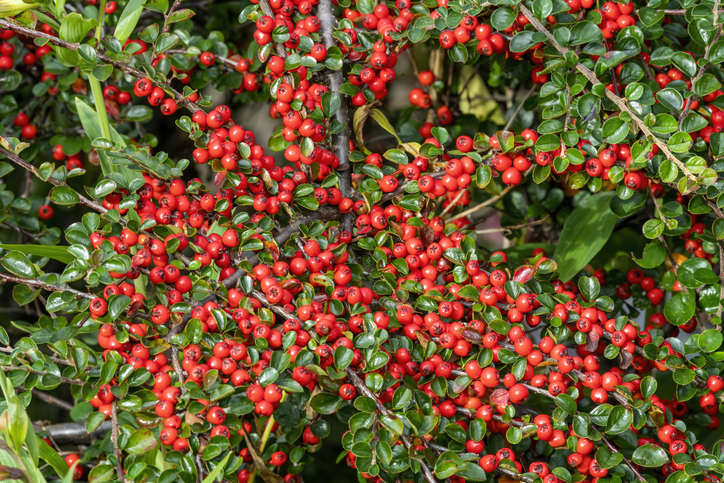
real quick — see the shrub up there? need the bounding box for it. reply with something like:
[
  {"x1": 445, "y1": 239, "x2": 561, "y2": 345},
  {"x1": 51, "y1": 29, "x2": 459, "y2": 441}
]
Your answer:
[{"x1": 0, "y1": 0, "x2": 722, "y2": 483}]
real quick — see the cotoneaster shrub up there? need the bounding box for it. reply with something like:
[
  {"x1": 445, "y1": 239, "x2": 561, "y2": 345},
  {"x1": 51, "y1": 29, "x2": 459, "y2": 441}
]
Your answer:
[{"x1": 0, "y1": 0, "x2": 723, "y2": 482}]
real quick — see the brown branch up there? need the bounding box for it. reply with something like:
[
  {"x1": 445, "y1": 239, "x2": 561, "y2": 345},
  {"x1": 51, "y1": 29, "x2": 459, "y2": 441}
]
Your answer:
[
  {"x1": 257, "y1": 0, "x2": 294, "y2": 85},
  {"x1": 0, "y1": 19, "x2": 203, "y2": 114},
  {"x1": 111, "y1": 402, "x2": 124, "y2": 482},
  {"x1": 601, "y1": 435, "x2": 646, "y2": 482},
  {"x1": 503, "y1": 84, "x2": 538, "y2": 132},
  {"x1": 0, "y1": 272, "x2": 93, "y2": 300},
  {"x1": 0, "y1": 148, "x2": 108, "y2": 215},
  {"x1": 30, "y1": 389, "x2": 74, "y2": 412},
  {"x1": 475, "y1": 216, "x2": 549, "y2": 235},
  {"x1": 380, "y1": 170, "x2": 446, "y2": 204},
  {"x1": 318, "y1": 0, "x2": 352, "y2": 231},
  {"x1": 447, "y1": 183, "x2": 516, "y2": 222},
  {"x1": 34, "y1": 421, "x2": 112, "y2": 444},
  {"x1": 517, "y1": 4, "x2": 698, "y2": 185},
  {"x1": 2, "y1": 365, "x2": 85, "y2": 386}
]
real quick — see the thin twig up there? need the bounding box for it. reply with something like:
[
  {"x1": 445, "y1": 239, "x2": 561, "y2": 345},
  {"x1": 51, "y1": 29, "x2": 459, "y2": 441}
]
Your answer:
[
  {"x1": 31, "y1": 389, "x2": 74, "y2": 412},
  {"x1": 447, "y1": 184, "x2": 516, "y2": 222},
  {"x1": 503, "y1": 84, "x2": 538, "y2": 132},
  {"x1": 2, "y1": 365, "x2": 84, "y2": 386},
  {"x1": 0, "y1": 273, "x2": 93, "y2": 300},
  {"x1": 0, "y1": 148, "x2": 108, "y2": 214},
  {"x1": 0, "y1": 19, "x2": 203, "y2": 114},
  {"x1": 475, "y1": 216, "x2": 549, "y2": 235},
  {"x1": 439, "y1": 189, "x2": 467, "y2": 219}
]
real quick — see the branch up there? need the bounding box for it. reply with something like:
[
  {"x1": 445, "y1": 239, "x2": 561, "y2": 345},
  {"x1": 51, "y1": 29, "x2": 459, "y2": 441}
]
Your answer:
[
  {"x1": 0, "y1": 148, "x2": 108, "y2": 215},
  {"x1": 222, "y1": 204, "x2": 345, "y2": 290},
  {"x1": 503, "y1": 84, "x2": 538, "y2": 132},
  {"x1": 447, "y1": 183, "x2": 516, "y2": 222},
  {"x1": 344, "y1": 369, "x2": 438, "y2": 483},
  {"x1": 0, "y1": 273, "x2": 93, "y2": 300},
  {"x1": 601, "y1": 435, "x2": 646, "y2": 483},
  {"x1": 0, "y1": 19, "x2": 203, "y2": 114},
  {"x1": 257, "y1": 0, "x2": 294, "y2": 85},
  {"x1": 111, "y1": 402, "x2": 124, "y2": 482},
  {"x1": 380, "y1": 170, "x2": 446, "y2": 204},
  {"x1": 2, "y1": 365, "x2": 85, "y2": 386},
  {"x1": 475, "y1": 216, "x2": 549, "y2": 235},
  {"x1": 517, "y1": 4, "x2": 698, "y2": 185},
  {"x1": 30, "y1": 389, "x2": 74, "y2": 412},
  {"x1": 318, "y1": 0, "x2": 352, "y2": 230},
  {"x1": 33, "y1": 421, "x2": 93, "y2": 443}
]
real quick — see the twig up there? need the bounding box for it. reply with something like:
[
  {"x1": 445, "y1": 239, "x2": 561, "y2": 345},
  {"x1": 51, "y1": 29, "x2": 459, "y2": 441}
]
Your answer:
[
  {"x1": 379, "y1": 170, "x2": 446, "y2": 204},
  {"x1": 439, "y1": 189, "x2": 467, "y2": 219},
  {"x1": 31, "y1": 389, "x2": 74, "y2": 412},
  {"x1": 2, "y1": 365, "x2": 85, "y2": 386},
  {"x1": 318, "y1": 0, "x2": 352, "y2": 230},
  {"x1": 0, "y1": 148, "x2": 108, "y2": 214},
  {"x1": 503, "y1": 84, "x2": 538, "y2": 132},
  {"x1": 0, "y1": 273, "x2": 93, "y2": 300},
  {"x1": 601, "y1": 435, "x2": 646, "y2": 483},
  {"x1": 111, "y1": 402, "x2": 124, "y2": 482},
  {"x1": 344, "y1": 369, "x2": 437, "y2": 483},
  {"x1": 447, "y1": 184, "x2": 516, "y2": 222},
  {"x1": 34, "y1": 421, "x2": 112, "y2": 444},
  {"x1": 475, "y1": 216, "x2": 549, "y2": 235},
  {"x1": 257, "y1": 0, "x2": 294, "y2": 85}
]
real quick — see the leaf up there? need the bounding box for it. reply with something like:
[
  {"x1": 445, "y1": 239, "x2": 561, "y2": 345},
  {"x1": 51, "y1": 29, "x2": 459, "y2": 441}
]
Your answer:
[
  {"x1": 1, "y1": 251, "x2": 35, "y2": 278},
  {"x1": 578, "y1": 276, "x2": 600, "y2": 301},
  {"x1": 0, "y1": 245, "x2": 73, "y2": 264},
  {"x1": 605, "y1": 406, "x2": 632, "y2": 435},
  {"x1": 88, "y1": 464, "x2": 114, "y2": 483},
  {"x1": 201, "y1": 451, "x2": 231, "y2": 483},
  {"x1": 126, "y1": 428, "x2": 157, "y2": 454},
  {"x1": 38, "y1": 437, "x2": 68, "y2": 478},
  {"x1": 664, "y1": 292, "x2": 696, "y2": 326},
  {"x1": 310, "y1": 393, "x2": 343, "y2": 414},
  {"x1": 368, "y1": 109, "x2": 401, "y2": 144},
  {"x1": 49, "y1": 186, "x2": 80, "y2": 206},
  {"x1": 633, "y1": 241, "x2": 666, "y2": 269},
  {"x1": 553, "y1": 192, "x2": 617, "y2": 282},
  {"x1": 632, "y1": 444, "x2": 669, "y2": 467}
]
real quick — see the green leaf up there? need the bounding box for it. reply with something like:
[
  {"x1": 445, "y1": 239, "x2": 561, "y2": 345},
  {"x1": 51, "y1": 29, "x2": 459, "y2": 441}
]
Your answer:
[
  {"x1": 555, "y1": 394, "x2": 577, "y2": 414},
  {"x1": 38, "y1": 437, "x2": 68, "y2": 478},
  {"x1": 510, "y1": 31, "x2": 546, "y2": 52},
  {"x1": 49, "y1": 186, "x2": 80, "y2": 206},
  {"x1": 553, "y1": 192, "x2": 617, "y2": 282},
  {"x1": 632, "y1": 444, "x2": 669, "y2": 467},
  {"x1": 699, "y1": 329, "x2": 723, "y2": 353},
  {"x1": 310, "y1": 393, "x2": 343, "y2": 414},
  {"x1": 605, "y1": 406, "x2": 632, "y2": 435},
  {"x1": 1, "y1": 251, "x2": 35, "y2": 278},
  {"x1": 602, "y1": 117, "x2": 629, "y2": 144},
  {"x1": 115, "y1": 0, "x2": 146, "y2": 45},
  {"x1": 0, "y1": 244, "x2": 73, "y2": 264},
  {"x1": 578, "y1": 276, "x2": 600, "y2": 301},
  {"x1": 672, "y1": 51, "x2": 696, "y2": 77},
  {"x1": 126, "y1": 428, "x2": 157, "y2": 454},
  {"x1": 664, "y1": 292, "x2": 696, "y2": 326},
  {"x1": 88, "y1": 464, "x2": 114, "y2": 483},
  {"x1": 633, "y1": 241, "x2": 666, "y2": 269},
  {"x1": 201, "y1": 451, "x2": 231, "y2": 483}
]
